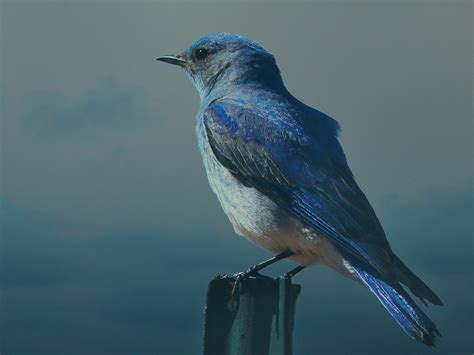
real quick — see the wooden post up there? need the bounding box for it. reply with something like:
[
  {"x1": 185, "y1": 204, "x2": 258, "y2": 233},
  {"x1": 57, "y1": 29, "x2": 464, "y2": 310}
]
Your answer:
[{"x1": 203, "y1": 275, "x2": 301, "y2": 355}]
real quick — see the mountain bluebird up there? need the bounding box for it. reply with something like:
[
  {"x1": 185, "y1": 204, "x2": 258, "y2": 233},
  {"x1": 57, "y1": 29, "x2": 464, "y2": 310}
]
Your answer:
[{"x1": 157, "y1": 33, "x2": 442, "y2": 345}]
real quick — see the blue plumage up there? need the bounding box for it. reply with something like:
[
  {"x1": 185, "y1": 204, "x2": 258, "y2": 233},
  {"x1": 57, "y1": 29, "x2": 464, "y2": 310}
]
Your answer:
[
  {"x1": 157, "y1": 33, "x2": 443, "y2": 346},
  {"x1": 205, "y1": 101, "x2": 390, "y2": 275},
  {"x1": 350, "y1": 259, "x2": 441, "y2": 345}
]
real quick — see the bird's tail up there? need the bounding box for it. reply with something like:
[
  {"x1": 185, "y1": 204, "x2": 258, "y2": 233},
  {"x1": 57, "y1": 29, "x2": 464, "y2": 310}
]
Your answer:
[
  {"x1": 351, "y1": 262, "x2": 441, "y2": 346},
  {"x1": 393, "y1": 255, "x2": 443, "y2": 306}
]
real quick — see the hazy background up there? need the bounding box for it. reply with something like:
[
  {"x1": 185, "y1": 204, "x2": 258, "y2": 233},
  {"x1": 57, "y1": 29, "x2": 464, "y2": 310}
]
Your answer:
[{"x1": 1, "y1": 1, "x2": 472, "y2": 354}]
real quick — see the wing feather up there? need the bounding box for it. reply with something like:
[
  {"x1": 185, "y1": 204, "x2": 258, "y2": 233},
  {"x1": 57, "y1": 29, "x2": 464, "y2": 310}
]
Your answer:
[{"x1": 204, "y1": 101, "x2": 395, "y2": 278}]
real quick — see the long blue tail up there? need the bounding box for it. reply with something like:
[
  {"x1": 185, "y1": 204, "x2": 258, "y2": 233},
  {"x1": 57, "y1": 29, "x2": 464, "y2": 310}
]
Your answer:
[{"x1": 351, "y1": 263, "x2": 441, "y2": 346}]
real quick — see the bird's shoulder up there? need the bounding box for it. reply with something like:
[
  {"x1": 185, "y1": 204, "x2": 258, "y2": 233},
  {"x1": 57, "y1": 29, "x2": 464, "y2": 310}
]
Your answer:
[
  {"x1": 203, "y1": 96, "x2": 352, "y2": 186},
  {"x1": 203, "y1": 95, "x2": 342, "y2": 156}
]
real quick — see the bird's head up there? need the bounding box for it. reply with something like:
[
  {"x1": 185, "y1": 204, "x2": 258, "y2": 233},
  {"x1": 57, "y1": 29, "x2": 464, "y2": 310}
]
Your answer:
[{"x1": 157, "y1": 33, "x2": 285, "y2": 99}]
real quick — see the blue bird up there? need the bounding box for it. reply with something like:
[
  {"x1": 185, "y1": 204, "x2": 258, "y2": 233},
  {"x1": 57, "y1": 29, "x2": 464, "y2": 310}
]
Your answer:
[{"x1": 157, "y1": 33, "x2": 443, "y2": 346}]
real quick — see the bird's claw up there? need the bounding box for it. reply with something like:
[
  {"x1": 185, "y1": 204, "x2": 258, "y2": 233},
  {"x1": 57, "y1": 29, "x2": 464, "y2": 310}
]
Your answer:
[
  {"x1": 229, "y1": 267, "x2": 265, "y2": 311},
  {"x1": 231, "y1": 268, "x2": 257, "y2": 296}
]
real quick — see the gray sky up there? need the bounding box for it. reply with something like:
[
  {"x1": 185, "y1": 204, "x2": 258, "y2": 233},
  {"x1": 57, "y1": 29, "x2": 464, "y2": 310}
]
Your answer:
[{"x1": 1, "y1": 1, "x2": 472, "y2": 355}]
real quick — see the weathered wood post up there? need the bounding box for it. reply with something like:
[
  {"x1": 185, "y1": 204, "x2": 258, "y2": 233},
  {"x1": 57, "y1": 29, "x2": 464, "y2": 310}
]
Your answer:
[{"x1": 203, "y1": 275, "x2": 301, "y2": 355}]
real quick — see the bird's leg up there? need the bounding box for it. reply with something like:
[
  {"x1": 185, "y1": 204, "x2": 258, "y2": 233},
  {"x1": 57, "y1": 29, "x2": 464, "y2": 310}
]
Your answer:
[
  {"x1": 283, "y1": 265, "x2": 306, "y2": 279},
  {"x1": 243, "y1": 249, "x2": 294, "y2": 276},
  {"x1": 232, "y1": 249, "x2": 294, "y2": 297}
]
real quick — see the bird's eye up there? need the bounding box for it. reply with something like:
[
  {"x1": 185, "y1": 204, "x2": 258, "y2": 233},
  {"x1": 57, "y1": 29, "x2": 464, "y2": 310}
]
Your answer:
[{"x1": 195, "y1": 47, "x2": 209, "y2": 60}]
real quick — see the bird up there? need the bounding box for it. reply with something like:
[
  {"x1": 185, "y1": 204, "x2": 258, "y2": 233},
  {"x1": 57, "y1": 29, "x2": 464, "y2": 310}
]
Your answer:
[{"x1": 156, "y1": 33, "x2": 443, "y2": 346}]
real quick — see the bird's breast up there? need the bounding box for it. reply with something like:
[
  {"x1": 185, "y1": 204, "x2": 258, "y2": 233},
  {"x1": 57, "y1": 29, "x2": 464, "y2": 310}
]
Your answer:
[{"x1": 196, "y1": 120, "x2": 286, "y2": 240}]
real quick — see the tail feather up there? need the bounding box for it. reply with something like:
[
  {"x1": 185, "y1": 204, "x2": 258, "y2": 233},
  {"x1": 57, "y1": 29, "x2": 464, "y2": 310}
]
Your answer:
[
  {"x1": 351, "y1": 262, "x2": 441, "y2": 346},
  {"x1": 394, "y1": 255, "x2": 443, "y2": 306}
]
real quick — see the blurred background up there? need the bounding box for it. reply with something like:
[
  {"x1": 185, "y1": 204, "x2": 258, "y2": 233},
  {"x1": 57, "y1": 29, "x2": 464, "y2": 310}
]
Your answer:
[{"x1": 1, "y1": 1, "x2": 472, "y2": 354}]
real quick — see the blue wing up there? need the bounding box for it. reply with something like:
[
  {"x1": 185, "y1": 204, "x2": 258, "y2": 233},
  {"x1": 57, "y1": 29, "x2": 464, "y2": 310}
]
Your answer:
[{"x1": 204, "y1": 100, "x2": 396, "y2": 278}]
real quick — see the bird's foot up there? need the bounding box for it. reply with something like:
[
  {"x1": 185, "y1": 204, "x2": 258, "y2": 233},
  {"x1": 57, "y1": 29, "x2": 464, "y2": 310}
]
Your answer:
[
  {"x1": 231, "y1": 266, "x2": 261, "y2": 297},
  {"x1": 229, "y1": 266, "x2": 269, "y2": 311}
]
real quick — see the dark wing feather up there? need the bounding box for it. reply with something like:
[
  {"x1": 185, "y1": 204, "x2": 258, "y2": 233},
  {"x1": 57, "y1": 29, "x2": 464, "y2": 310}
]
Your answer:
[{"x1": 204, "y1": 101, "x2": 396, "y2": 278}]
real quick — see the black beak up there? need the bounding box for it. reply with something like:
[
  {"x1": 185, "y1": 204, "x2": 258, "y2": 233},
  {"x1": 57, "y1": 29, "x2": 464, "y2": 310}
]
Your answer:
[{"x1": 156, "y1": 54, "x2": 187, "y2": 67}]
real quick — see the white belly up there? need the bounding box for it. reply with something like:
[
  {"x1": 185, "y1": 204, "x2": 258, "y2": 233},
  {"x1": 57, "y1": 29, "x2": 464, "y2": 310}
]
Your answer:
[{"x1": 201, "y1": 136, "x2": 284, "y2": 240}]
